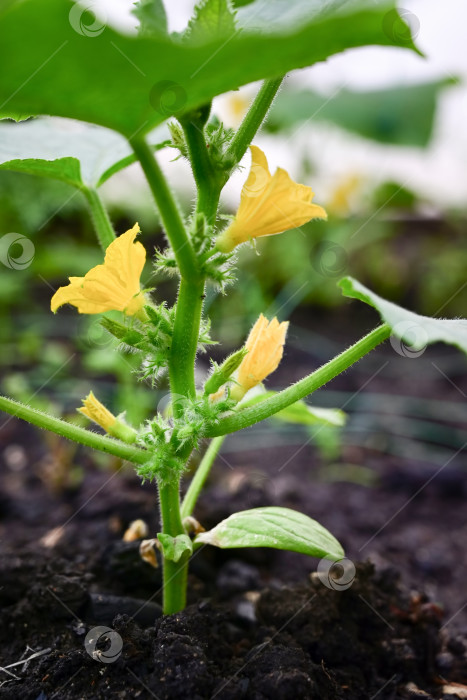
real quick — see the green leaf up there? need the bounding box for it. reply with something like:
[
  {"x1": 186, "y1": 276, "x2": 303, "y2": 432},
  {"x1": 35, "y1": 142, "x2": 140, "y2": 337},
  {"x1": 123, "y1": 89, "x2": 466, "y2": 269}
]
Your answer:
[
  {"x1": 272, "y1": 400, "x2": 346, "y2": 428},
  {"x1": 133, "y1": 0, "x2": 168, "y2": 38},
  {"x1": 183, "y1": 0, "x2": 237, "y2": 45},
  {"x1": 0, "y1": 0, "x2": 419, "y2": 137},
  {"x1": 339, "y1": 277, "x2": 467, "y2": 355},
  {"x1": 157, "y1": 533, "x2": 193, "y2": 562},
  {"x1": 242, "y1": 390, "x2": 346, "y2": 427},
  {"x1": 194, "y1": 506, "x2": 344, "y2": 560},
  {"x1": 0, "y1": 117, "x2": 170, "y2": 189},
  {"x1": 266, "y1": 79, "x2": 455, "y2": 147}
]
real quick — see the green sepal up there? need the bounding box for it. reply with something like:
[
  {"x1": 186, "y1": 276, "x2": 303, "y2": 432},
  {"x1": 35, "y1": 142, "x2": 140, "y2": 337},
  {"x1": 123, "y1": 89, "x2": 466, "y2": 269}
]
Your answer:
[
  {"x1": 100, "y1": 317, "x2": 147, "y2": 350},
  {"x1": 203, "y1": 347, "x2": 248, "y2": 395},
  {"x1": 107, "y1": 414, "x2": 138, "y2": 444},
  {"x1": 157, "y1": 533, "x2": 193, "y2": 562},
  {"x1": 144, "y1": 304, "x2": 174, "y2": 336},
  {"x1": 168, "y1": 121, "x2": 188, "y2": 159}
]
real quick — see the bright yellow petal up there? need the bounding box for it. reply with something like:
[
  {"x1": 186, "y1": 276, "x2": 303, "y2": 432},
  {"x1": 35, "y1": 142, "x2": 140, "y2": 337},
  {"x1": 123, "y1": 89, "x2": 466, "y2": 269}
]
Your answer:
[
  {"x1": 216, "y1": 147, "x2": 327, "y2": 252},
  {"x1": 104, "y1": 223, "x2": 145, "y2": 297},
  {"x1": 51, "y1": 277, "x2": 87, "y2": 313},
  {"x1": 78, "y1": 391, "x2": 117, "y2": 431},
  {"x1": 50, "y1": 223, "x2": 146, "y2": 315},
  {"x1": 236, "y1": 314, "x2": 289, "y2": 395}
]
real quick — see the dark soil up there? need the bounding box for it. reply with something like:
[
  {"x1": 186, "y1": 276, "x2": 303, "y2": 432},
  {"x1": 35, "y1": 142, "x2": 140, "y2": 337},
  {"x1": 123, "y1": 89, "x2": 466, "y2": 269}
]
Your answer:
[{"x1": 1, "y1": 326, "x2": 467, "y2": 699}]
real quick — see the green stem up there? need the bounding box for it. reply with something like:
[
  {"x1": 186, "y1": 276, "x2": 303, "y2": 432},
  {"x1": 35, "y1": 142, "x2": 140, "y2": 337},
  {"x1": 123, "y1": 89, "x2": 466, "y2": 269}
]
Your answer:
[
  {"x1": 169, "y1": 278, "x2": 205, "y2": 407},
  {"x1": 225, "y1": 76, "x2": 284, "y2": 166},
  {"x1": 129, "y1": 136, "x2": 199, "y2": 282},
  {"x1": 205, "y1": 324, "x2": 391, "y2": 437},
  {"x1": 181, "y1": 435, "x2": 225, "y2": 519},
  {"x1": 159, "y1": 481, "x2": 187, "y2": 614},
  {"x1": 82, "y1": 187, "x2": 116, "y2": 251},
  {"x1": 180, "y1": 118, "x2": 221, "y2": 222},
  {"x1": 0, "y1": 395, "x2": 148, "y2": 464}
]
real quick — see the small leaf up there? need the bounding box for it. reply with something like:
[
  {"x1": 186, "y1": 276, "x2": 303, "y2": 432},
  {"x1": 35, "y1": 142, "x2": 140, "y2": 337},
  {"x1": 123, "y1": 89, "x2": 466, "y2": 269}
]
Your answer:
[
  {"x1": 194, "y1": 506, "x2": 344, "y2": 560},
  {"x1": 183, "y1": 0, "x2": 237, "y2": 45},
  {"x1": 133, "y1": 0, "x2": 168, "y2": 38},
  {"x1": 273, "y1": 401, "x2": 346, "y2": 427},
  {"x1": 339, "y1": 276, "x2": 467, "y2": 356},
  {"x1": 157, "y1": 533, "x2": 193, "y2": 562}
]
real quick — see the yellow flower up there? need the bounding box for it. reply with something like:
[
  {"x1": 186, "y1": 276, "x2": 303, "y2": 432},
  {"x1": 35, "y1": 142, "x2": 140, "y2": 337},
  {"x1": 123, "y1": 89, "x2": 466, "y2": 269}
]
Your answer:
[
  {"x1": 79, "y1": 391, "x2": 137, "y2": 442},
  {"x1": 216, "y1": 146, "x2": 327, "y2": 252},
  {"x1": 51, "y1": 223, "x2": 146, "y2": 316},
  {"x1": 78, "y1": 391, "x2": 118, "y2": 432},
  {"x1": 230, "y1": 314, "x2": 289, "y2": 401}
]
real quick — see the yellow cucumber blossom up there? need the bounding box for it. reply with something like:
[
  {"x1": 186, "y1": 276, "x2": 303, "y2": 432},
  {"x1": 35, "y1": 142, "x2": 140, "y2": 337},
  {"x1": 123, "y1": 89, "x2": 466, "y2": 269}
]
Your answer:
[
  {"x1": 230, "y1": 314, "x2": 289, "y2": 401},
  {"x1": 79, "y1": 392, "x2": 136, "y2": 443},
  {"x1": 51, "y1": 223, "x2": 146, "y2": 316},
  {"x1": 79, "y1": 391, "x2": 117, "y2": 432},
  {"x1": 216, "y1": 146, "x2": 327, "y2": 252}
]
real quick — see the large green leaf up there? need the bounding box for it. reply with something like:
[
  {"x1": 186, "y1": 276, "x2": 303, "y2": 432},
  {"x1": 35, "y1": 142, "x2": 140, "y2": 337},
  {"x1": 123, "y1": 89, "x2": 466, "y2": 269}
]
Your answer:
[
  {"x1": 266, "y1": 79, "x2": 455, "y2": 147},
  {"x1": 0, "y1": 0, "x2": 418, "y2": 137},
  {"x1": 0, "y1": 118, "x2": 170, "y2": 189},
  {"x1": 339, "y1": 277, "x2": 467, "y2": 355},
  {"x1": 194, "y1": 506, "x2": 344, "y2": 560}
]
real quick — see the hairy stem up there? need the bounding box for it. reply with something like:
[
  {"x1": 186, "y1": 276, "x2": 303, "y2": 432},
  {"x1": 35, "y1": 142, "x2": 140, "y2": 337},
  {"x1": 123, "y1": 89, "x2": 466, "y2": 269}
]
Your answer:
[
  {"x1": 169, "y1": 278, "x2": 205, "y2": 407},
  {"x1": 0, "y1": 395, "x2": 148, "y2": 463},
  {"x1": 129, "y1": 136, "x2": 199, "y2": 282},
  {"x1": 159, "y1": 481, "x2": 188, "y2": 614},
  {"x1": 181, "y1": 435, "x2": 226, "y2": 519},
  {"x1": 82, "y1": 187, "x2": 116, "y2": 251},
  {"x1": 205, "y1": 324, "x2": 391, "y2": 437},
  {"x1": 225, "y1": 76, "x2": 284, "y2": 166},
  {"x1": 180, "y1": 117, "x2": 221, "y2": 223}
]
